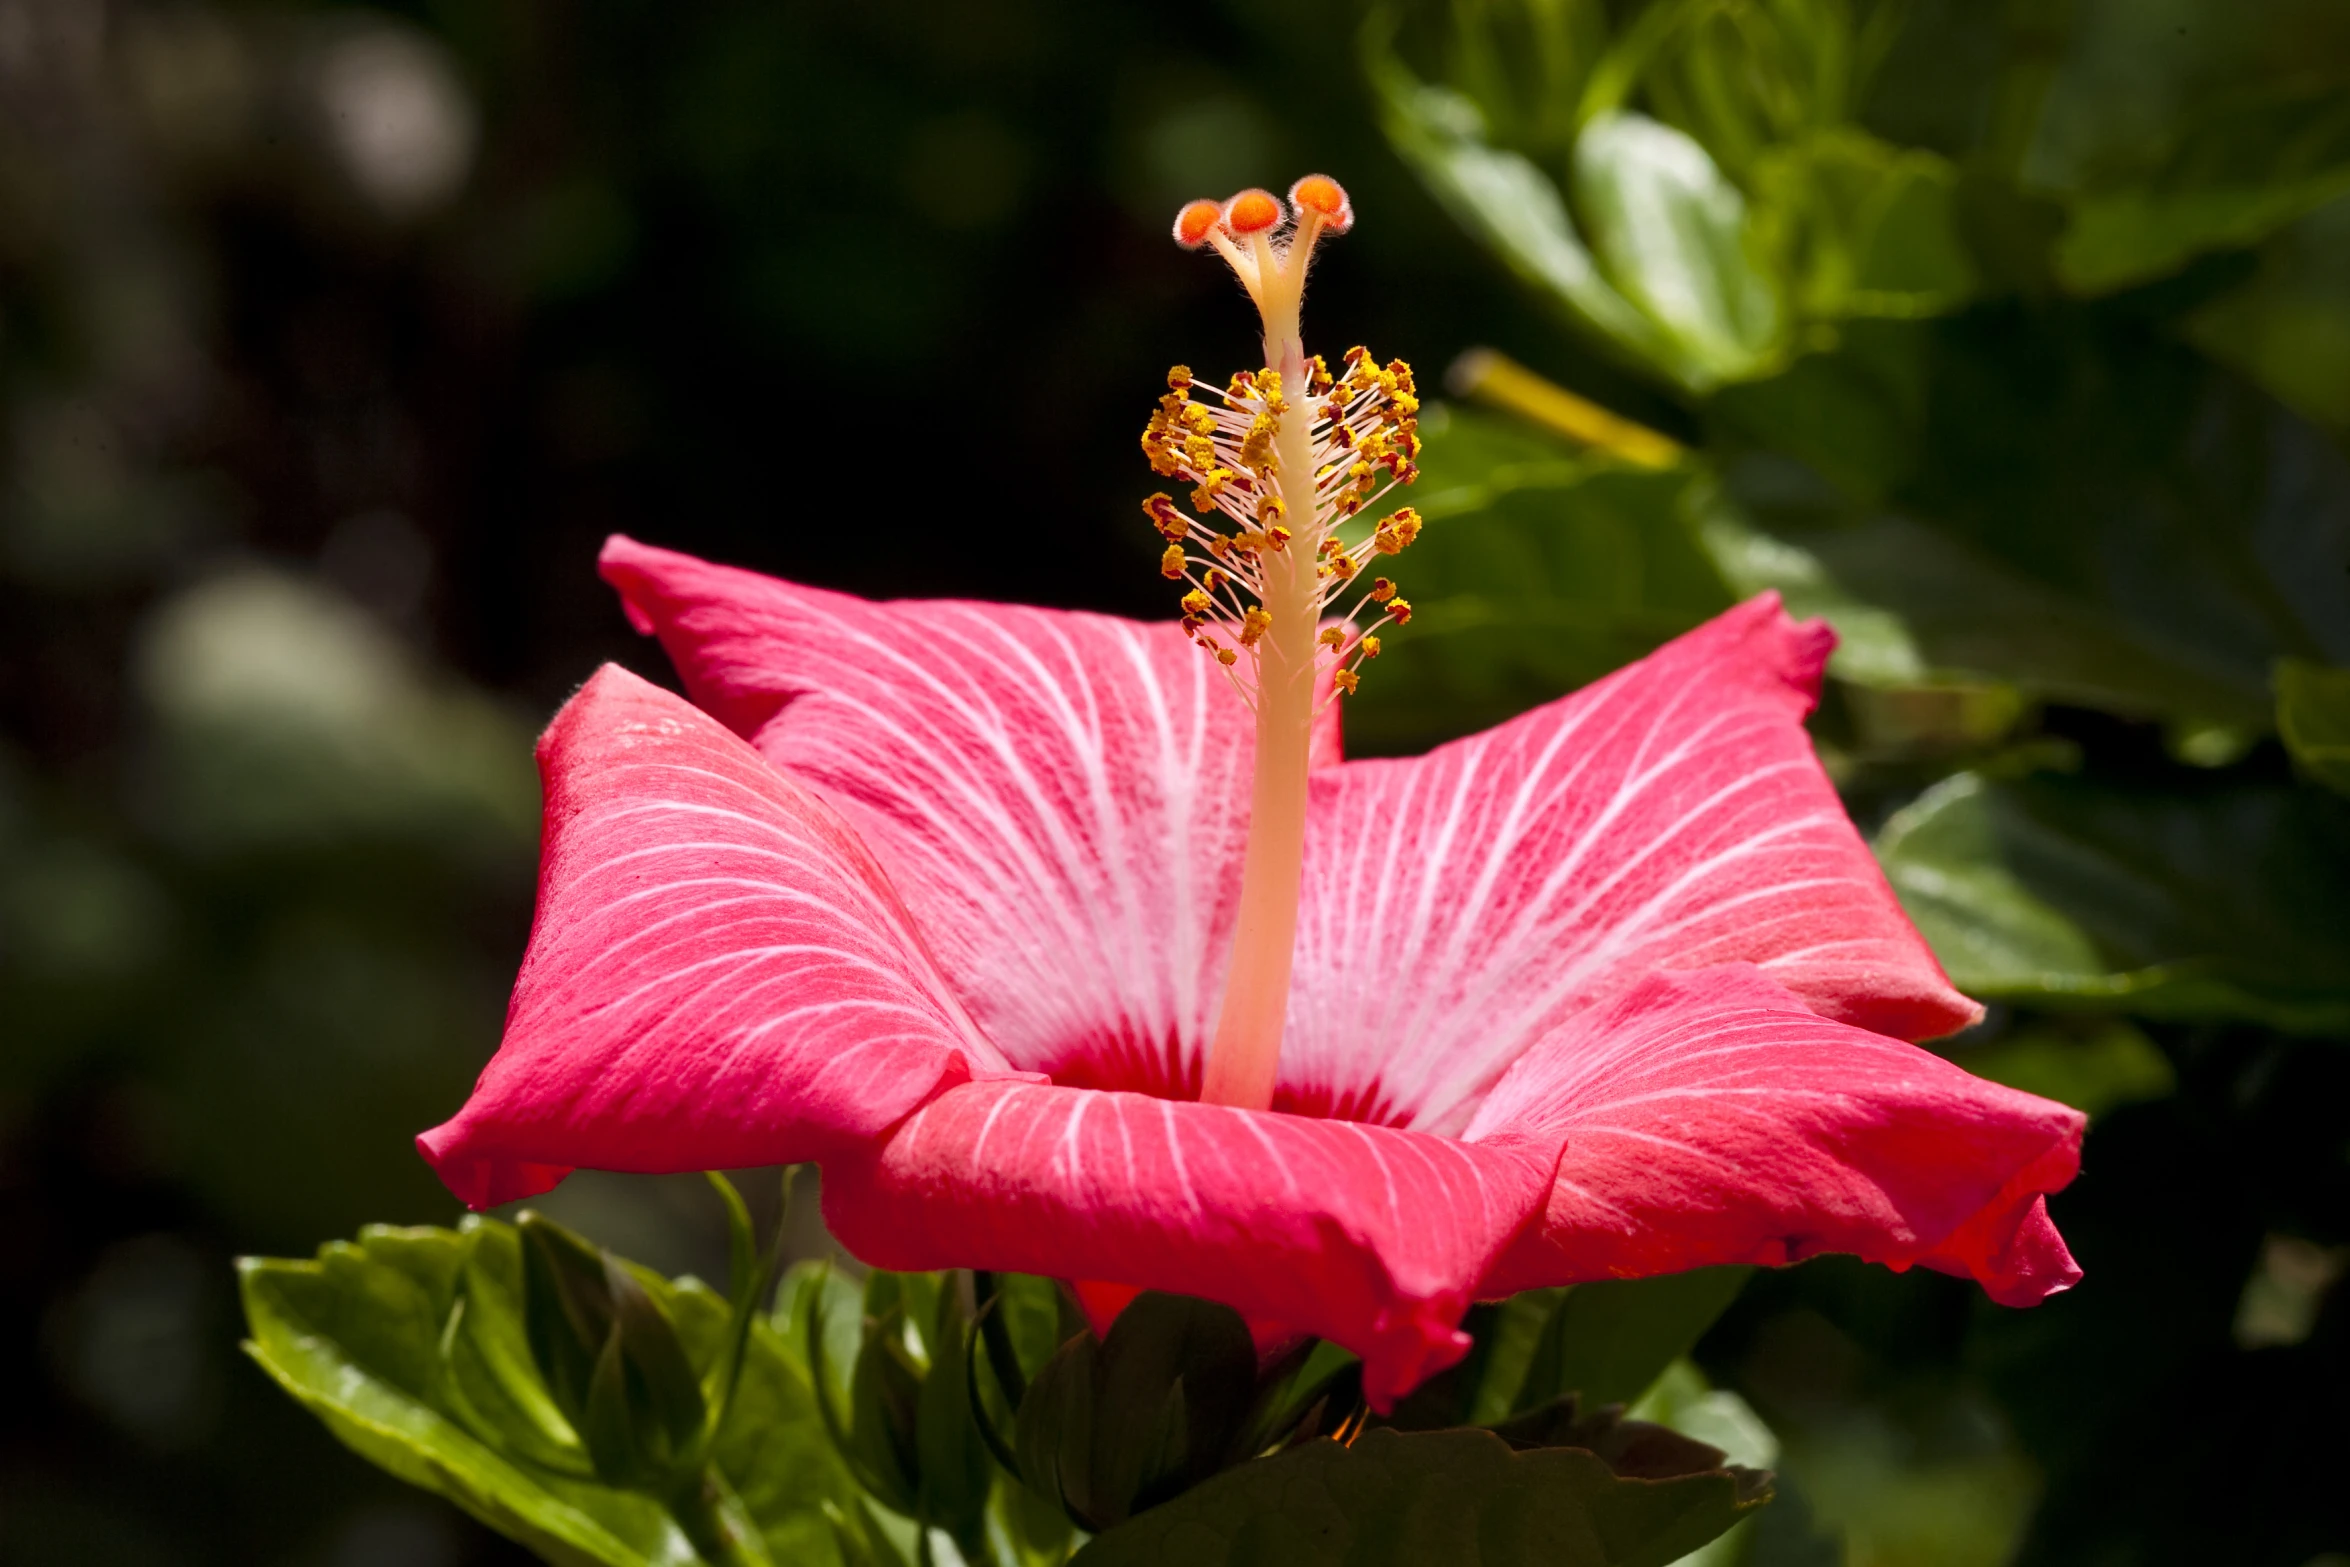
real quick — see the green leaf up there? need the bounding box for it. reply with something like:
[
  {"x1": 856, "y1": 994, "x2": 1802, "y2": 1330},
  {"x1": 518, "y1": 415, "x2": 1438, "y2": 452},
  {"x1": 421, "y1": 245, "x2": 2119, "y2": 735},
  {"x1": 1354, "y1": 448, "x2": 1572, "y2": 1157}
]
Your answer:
[
  {"x1": 2278, "y1": 658, "x2": 2350, "y2": 795},
  {"x1": 1747, "y1": 130, "x2": 1976, "y2": 320},
  {"x1": 914, "y1": 1282, "x2": 994, "y2": 1544},
  {"x1": 1952, "y1": 1018, "x2": 2176, "y2": 1121},
  {"x1": 1573, "y1": 110, "x2": 1788, "y2": 382},
  {"x1": 1876, "y1": 770, "x2": 2350, "y2": 1030},
  {"x1": 1349, "y1": 406, "x2": 1734, "y2": 752},
  {"x1": 2055, "y1": 82, "x2": 2350, "y2": 295},
  {"x1": 2187, "y1": 193, "x2": 2350, "y2": 429},
  {"x1": 1510, "y1": 1269, "x2": 1755, "y2": 1417},
  {"x1": 1699, "y1": 334, "x2": 2350, "y2": 733},
  {"x1": 241, "y1": 1227, "x2": 697, "y2": 1567},
  {"x1": 1626, "y1": 1363, "x2": 1778, "y2": 1567},
  {"x1": 242, "y1": 1220, "x2": 862, "y2": 1567},
  {"x1": 1367, "y1": 58, "x2": 1704, "y2": 388},
  {"x1": 1070, "y1": 1425, "x2": 1766, "y2": 1567}
]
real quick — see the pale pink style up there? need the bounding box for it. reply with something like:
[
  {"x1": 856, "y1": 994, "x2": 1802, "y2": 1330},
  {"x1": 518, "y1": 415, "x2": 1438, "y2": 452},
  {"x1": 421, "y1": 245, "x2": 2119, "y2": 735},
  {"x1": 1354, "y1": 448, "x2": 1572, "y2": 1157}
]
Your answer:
[{"x1": 419, "y1": 537, "x2": 2083, "y2": 1407}]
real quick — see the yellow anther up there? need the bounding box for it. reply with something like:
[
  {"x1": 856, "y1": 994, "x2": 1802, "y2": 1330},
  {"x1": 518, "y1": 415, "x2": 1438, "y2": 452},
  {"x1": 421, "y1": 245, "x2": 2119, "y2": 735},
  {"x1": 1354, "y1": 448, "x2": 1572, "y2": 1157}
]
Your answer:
[
  {"x1": 1168, "y1": 365, "x2": 1194, "y2": 392},
  {"x1": 1228, "y1": 369, "x2": 1258, "y2": 399},
  {"x1": 1181, "y1": 588, "x2": 1214, "y2": 617},
  {"x1": 1385, "y1": 596, "x2": 1413, "y2": 624},
  {"x1": 1184, "y1": 433, "x2": 1217, "y2": 468},
  {"x1": 1240, "y1": 413, "x2": 1280, "y2": 474},
  {"x1": 1318, "y1": 626, "x2": 1346, "y2": 648},
  {"x1": 1333, "y1": 666, "x2": 1360, "y2": 695},
  {"x1": 1370, "y1": 578, "x2": 1396, "y2": 603},
  {"x1": 1217, "y1": 647, "x2": 1238, "y2": 666},
  {"x1": 1308, "y1": 355, "x2": 1333, "y2": 394},
  {"x1": 1266, "y1": 524, "x2": 1292, "y2": 551},
  {"x1": 1360, "y1": 634, "x2": 1381, "y2": 658},
  {"x1": 1239, "y1": 606, "x2": 1273, "y2": 646},
  {"x1": 1256, "y1": 493, "x2": 1286, "y2": 524},
  {"x1": 1204, "y1": 567, "x2": 1229, "y2": 592},
  {"x1": 1192, "y1": 468, "x2": 1236, "y2": 509},
  {"x1": 1374, "y1": 506, "x2": 1422, "y2": 554},
  {"x1": 1184, "y1": 406, "x2": 1217, "y2": 435},
  {"x1": 1143, "y1": 492, "x2": 1188, "y2": 539},
  {"x1": 1160, "y1": 544, "x2": 1188, "y2": 579}
]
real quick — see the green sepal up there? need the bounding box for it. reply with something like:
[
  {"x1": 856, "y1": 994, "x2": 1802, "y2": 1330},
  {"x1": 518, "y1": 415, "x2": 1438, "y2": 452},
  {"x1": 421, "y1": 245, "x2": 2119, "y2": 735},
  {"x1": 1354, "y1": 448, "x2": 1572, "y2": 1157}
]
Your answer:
[
  {"x1": 518, "y1": 1211, "x2": 708, "y2": 1488},
  {"x1": 847, "y1": 1308, "x2": 926, "y2": 1514},
  {"x1": 1015, "y1": 1326, "x2": 1100, "y2": 1524}
]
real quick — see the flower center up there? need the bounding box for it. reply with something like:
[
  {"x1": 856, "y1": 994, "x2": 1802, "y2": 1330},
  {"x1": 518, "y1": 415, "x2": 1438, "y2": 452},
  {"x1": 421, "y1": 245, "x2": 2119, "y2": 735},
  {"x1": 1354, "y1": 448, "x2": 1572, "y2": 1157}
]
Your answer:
[{"x1": 1140, "y1": 176, "x2": 1424, "y2": 1111}]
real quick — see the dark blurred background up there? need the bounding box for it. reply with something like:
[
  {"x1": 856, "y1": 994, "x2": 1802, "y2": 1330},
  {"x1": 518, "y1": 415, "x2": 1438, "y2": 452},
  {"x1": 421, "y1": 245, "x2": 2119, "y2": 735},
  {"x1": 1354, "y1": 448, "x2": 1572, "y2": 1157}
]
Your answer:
[{"x1": 6, "y1": 1, "x2": 2350, "y2": 1564}]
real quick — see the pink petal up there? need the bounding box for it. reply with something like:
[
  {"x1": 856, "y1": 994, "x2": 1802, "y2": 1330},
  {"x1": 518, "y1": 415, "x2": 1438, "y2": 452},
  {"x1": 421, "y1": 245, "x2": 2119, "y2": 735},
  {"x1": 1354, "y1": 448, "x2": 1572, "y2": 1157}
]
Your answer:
[
  {"x1": 1280, "y1": 596, "x2": 1978, "y2": 1132},
  {"x1": 417, "y1": 665, "x2": 1016, "y2": 1209},
  {"x1": 821, "y1": 1081, "x2": 1559, "y2": 1409},
  {"x1": 1464, "y1": 965, "x2": 2083, "y2": 1305},
  {"x1": 600, "y1": 537, "x2": 1339, "y2": 1097}
]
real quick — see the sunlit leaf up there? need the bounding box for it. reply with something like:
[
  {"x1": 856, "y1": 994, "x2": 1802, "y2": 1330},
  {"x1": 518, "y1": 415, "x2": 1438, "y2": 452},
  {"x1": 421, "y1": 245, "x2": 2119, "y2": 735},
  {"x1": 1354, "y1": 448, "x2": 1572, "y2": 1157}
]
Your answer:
[
  {"x1": 242, "y1": 1220, "x2": 861, "y2": 1567},
  {"x1": 1368, "y1": 59, "x2": 1704, "y2": 386},
  {"x1": 1574, "y1": 110, "x2": 1787, "y2": 383},
  {"x1": 241, "y1": 1227, "x2": 692, "y2": 1567}
]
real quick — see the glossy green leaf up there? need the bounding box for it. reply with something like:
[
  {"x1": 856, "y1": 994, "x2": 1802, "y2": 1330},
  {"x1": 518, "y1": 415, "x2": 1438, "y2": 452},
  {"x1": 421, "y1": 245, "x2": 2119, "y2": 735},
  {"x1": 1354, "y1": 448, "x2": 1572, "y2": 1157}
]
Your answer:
[
  {"x1": 2055, "y1": 82, "x2": 2350, "y2": 296},
  {"x1": 1625, "y1": 1363, "x2": 1778, "y2": 1567},
  {"x1": 1070, "y1": 1424, "x2": 1767, "y2": 1567},
  {"x1": 1703, "y1": 334, "x2": 2350, "y2": 731},
  {"x1": 1512, "y1": 1269, "x2": 1756, "y2": 1416},
  {"x1": 1876, "y1": 770, "x2": 2350, "y2": 1030},
  {"x1": 242, "y1": 1220, "x2": 861, "y2": 1567},
  {"x1": 2277, "y1": 658, "x2": 2350, "y2": 795},
  {"x1": 241, "y1": 1226, "x2": 697, "y2": 1567},
  {"x1": 1368, "y1": 57, "x2": 1702, "y2": 386},
  {"x1": 1574, "y1": 109, "x2": 1787, "y2": 382}
]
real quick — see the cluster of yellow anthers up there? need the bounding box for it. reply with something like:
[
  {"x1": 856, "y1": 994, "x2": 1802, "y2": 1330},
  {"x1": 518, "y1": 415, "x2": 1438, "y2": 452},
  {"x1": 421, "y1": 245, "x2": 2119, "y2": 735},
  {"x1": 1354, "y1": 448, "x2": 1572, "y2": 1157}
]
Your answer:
[{"x1": 1137, "y1": 177, "x2": 1423, "y2": 703}]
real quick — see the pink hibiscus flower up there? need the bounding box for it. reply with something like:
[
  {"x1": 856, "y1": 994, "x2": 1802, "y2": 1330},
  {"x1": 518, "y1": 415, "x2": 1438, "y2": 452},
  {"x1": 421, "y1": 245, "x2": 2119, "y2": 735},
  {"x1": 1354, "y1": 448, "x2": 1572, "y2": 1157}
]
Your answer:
[{"x1": 419, "y1": 179, "x2": 2082, "y2": 1409}]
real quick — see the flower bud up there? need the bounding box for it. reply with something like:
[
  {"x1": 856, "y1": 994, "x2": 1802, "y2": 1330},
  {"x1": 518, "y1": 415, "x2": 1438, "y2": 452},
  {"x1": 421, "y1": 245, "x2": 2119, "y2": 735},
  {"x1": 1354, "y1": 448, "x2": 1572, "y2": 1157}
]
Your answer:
[{"x1": 517, "y1": 1211, "x2": 707, "y2": 1489}]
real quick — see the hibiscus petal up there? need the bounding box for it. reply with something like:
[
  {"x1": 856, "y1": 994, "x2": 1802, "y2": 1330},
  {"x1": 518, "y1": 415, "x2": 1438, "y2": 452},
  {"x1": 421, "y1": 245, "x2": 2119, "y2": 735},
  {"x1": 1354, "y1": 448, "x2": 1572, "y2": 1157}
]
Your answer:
[
  {"x1": 821, "y1": 1081, "x2": 1559, "y2": 1409},
  {"x1": 1464, "y1": 965, "x2": 2083, "y2": 1305},
  {"x1": 599, "y1": 536, "x2": 1338, "y2": 1096},
  {"x1": 417, "y1": 665, "x2": 1014, "y2": 1209},
  {"x1": 1283, "y1": 595, "x2": 1977, "y2": 1133}
]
